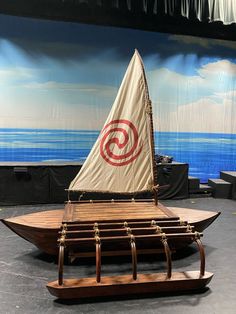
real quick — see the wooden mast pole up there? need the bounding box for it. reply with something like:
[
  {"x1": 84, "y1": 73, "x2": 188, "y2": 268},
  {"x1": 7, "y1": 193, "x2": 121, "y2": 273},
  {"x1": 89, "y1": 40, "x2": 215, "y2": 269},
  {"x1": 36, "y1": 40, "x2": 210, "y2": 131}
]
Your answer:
[
  {"x1": 148, "y1": 99, "x2": 158, "y2": 205},
  {"x1": 137, "y1": 50, "x2": 158, "y2": 205}
]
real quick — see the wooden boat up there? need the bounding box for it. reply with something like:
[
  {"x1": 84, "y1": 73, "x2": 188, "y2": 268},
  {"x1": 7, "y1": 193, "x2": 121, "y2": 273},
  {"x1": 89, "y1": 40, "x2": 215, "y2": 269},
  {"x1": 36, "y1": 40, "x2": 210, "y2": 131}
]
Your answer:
[
  {"x1": 1, "y1": 205, "x2": 220, "y2": 256},
  {"x1": 2, "y1": 50, "x2": 219, "y2": 299}
]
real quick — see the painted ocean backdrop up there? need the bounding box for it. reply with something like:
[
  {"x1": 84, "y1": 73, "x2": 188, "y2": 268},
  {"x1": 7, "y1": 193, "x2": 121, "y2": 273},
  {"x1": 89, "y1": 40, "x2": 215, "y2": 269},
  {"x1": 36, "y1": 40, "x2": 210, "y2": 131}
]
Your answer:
[{"x1": 0, "y1": 128, "x2": 236, "y2": 183}]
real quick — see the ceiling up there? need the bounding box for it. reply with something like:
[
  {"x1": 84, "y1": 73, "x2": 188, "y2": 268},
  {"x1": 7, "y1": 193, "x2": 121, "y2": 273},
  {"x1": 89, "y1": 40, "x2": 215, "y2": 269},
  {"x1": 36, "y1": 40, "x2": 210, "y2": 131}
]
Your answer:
[{"x1": 0, "y1": 0, "x2": 235, "y2": 41}]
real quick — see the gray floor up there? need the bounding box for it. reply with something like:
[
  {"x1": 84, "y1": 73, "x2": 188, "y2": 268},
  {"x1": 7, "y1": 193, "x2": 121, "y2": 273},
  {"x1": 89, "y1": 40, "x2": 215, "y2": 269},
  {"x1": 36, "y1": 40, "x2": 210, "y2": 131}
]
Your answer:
[{"x1": 0, "y1": 197, "x2": 236, "y2": 314}]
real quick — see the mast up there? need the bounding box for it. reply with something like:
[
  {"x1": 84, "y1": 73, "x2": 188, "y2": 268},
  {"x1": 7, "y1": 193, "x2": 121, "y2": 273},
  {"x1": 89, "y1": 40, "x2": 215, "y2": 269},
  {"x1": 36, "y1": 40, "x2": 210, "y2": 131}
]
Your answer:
[
  {"x1": 148, "y1": 99, "x2": 159, "y2": 205},
  {"x1": 136, "y1": 50, "x2": 158, "y2": 205}
]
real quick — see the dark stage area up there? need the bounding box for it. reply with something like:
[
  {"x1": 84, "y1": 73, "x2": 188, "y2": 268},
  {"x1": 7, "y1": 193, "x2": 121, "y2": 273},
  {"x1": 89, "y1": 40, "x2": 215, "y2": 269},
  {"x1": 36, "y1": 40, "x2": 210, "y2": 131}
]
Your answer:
[
  {"x1": 0, "y1": 197, "x2": 235, "y2": 314},
  {"x1": 0, "y1": 162, "x2": 188, "y2": 205}
]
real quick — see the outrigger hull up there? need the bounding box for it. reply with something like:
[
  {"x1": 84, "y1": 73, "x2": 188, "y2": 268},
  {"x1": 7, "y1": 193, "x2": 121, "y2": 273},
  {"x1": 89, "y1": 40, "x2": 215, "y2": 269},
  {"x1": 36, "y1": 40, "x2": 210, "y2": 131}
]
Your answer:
[
  {"x1": 1, "y1": 205, "x2": 220, "y2": 256},
  {"x1": 47, "y1": 271, "x2": 214, "y2": 299}
]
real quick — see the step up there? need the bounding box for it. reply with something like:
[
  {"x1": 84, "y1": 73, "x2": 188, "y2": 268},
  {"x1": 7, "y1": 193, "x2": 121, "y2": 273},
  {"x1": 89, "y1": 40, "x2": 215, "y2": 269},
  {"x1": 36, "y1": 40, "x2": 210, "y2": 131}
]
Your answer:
[
  {"x1": 199, "y1": 184, "x2": 213, "y2": 192},
  {"x1": 188, "y1": 176, "x2": 200, "y2": 192},
  {"x1": 189, "y1": 184, "x2": 213, "y2": 198},
  {"x1": 220, "y1": 171, "x2": 236, "y2": 199},
  {"x1": 208, "y1": 178, "x2": 232, "y2": 199}
]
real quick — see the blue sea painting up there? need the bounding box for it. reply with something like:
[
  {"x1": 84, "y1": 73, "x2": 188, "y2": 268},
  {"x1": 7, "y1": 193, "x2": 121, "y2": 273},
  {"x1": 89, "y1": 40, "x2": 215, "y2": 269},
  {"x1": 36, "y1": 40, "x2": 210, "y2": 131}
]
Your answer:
[
  {"x1": 0, "y1": 128, "x2": 235, "y2": 183},
  {"x1": 155, "y1": 132, "x2": 236, "y2": 183},
  {"x1": 0, "y1": 15, "x2": 236, "y2": 184},
  {"x1": 0, "y1": 128, "x2": 97, "y2": 163}
]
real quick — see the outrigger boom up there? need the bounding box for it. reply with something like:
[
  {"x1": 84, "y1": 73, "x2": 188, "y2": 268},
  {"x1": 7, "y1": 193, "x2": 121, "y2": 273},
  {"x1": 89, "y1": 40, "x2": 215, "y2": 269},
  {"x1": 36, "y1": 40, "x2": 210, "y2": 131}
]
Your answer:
[{"x1": 47, "y1": 224, "x2": 212, "y2": 299}]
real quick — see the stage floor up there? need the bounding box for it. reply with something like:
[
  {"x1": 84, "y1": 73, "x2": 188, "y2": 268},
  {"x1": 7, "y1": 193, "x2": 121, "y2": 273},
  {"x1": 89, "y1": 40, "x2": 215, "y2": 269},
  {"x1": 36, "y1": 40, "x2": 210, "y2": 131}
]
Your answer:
[{"x1": 0, "y1": 197, "x2": 235, "y2": 314}]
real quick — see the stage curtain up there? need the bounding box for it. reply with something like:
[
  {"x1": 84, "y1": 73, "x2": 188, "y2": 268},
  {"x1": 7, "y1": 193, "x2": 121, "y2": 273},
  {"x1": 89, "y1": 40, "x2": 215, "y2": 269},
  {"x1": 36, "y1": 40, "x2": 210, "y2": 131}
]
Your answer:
[
  {"x1": 164, "y1": 0, "x2": 236, "y2": 24},
  {"x1": 138, "y1": 0, "x2": 236, "y2": 25},
  {"x1": 67, "y1": 0, "x2": 236, "y2": 24},
  {"x1": 208, "y1": 0, "x2": 236, "y2": 25}
]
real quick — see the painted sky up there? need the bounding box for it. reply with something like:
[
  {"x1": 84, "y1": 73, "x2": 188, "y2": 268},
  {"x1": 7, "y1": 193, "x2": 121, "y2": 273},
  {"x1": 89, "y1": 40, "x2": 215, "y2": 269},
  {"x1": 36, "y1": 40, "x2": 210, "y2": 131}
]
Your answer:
[{"x1": 0, "y1": 14, "x2": 236, "y2": 133}]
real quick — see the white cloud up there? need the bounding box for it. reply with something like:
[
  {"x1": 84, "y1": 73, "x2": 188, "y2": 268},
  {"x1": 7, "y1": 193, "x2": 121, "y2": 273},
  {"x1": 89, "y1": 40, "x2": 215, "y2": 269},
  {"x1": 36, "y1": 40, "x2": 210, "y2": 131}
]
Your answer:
[
  {"x1": 0, "y1": 93, "x2": 109, "y2": 130},
  {"x1": 148, "y1": 67, "x2": 203, "y2": 93},
  {"x1": 156, "y1": 93, "x2": 236, "y2": 133},
  {"x1": 148, "y1": 66, "x2": 207, "y2": 108},
  {"x1": 214, "y1": 90, "x2": 236, "y2": 100},
  {"x1": 0, "y1": 67, "x2": 34, "y2": 82},
  {"x1": 199, "y1": 60, "x2": 236, "y2": 77},
  {"x1": 148, "y1": 59, "x2": 236, "y2": 110},
  {"x1": 23, "y1": 81, "x2": 117, "y2": 97}
]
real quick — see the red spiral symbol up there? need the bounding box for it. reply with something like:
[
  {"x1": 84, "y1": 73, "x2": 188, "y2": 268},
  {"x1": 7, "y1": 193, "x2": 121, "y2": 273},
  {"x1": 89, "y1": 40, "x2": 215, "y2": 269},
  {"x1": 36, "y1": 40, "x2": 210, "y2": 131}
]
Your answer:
[{"x1": 100, "y1": 119, "x2": 142, "y2": 166}]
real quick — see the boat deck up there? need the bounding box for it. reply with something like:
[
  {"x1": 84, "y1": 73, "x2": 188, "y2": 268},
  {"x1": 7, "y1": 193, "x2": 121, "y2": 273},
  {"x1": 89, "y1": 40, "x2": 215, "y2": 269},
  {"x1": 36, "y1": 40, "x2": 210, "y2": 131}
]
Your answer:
[{"x1": 62, "y1": 201, "x2": 179, "y2": 223}]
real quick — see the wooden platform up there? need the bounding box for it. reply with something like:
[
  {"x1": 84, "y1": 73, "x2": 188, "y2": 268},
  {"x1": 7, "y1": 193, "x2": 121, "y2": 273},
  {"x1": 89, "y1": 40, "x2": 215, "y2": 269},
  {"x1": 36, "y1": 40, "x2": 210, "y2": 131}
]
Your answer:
[{"x1": 63, "y1": 201, "x2": 178, "y2": 223}]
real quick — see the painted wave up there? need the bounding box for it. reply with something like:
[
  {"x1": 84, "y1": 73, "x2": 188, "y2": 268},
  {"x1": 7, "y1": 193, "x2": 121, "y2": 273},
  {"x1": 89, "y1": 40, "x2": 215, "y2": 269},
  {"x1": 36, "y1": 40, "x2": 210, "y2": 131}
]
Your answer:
[{"x1": 0, "y1": 128, "x2": 235, "y2": 182}]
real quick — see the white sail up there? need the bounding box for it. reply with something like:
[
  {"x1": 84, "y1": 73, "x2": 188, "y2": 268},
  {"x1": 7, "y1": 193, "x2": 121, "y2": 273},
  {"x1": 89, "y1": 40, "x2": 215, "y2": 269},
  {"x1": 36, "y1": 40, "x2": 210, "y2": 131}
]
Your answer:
[{"x1": 69, "y1": 50, "x2": 155, "y2": 193}]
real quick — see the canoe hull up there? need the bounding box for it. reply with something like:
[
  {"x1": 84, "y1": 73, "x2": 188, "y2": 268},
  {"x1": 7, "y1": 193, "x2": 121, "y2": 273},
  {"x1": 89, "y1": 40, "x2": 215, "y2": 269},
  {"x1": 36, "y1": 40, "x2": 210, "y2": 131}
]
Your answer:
[{"x1": 1, "y1": 206, "x2": 220, "y2": 256}]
